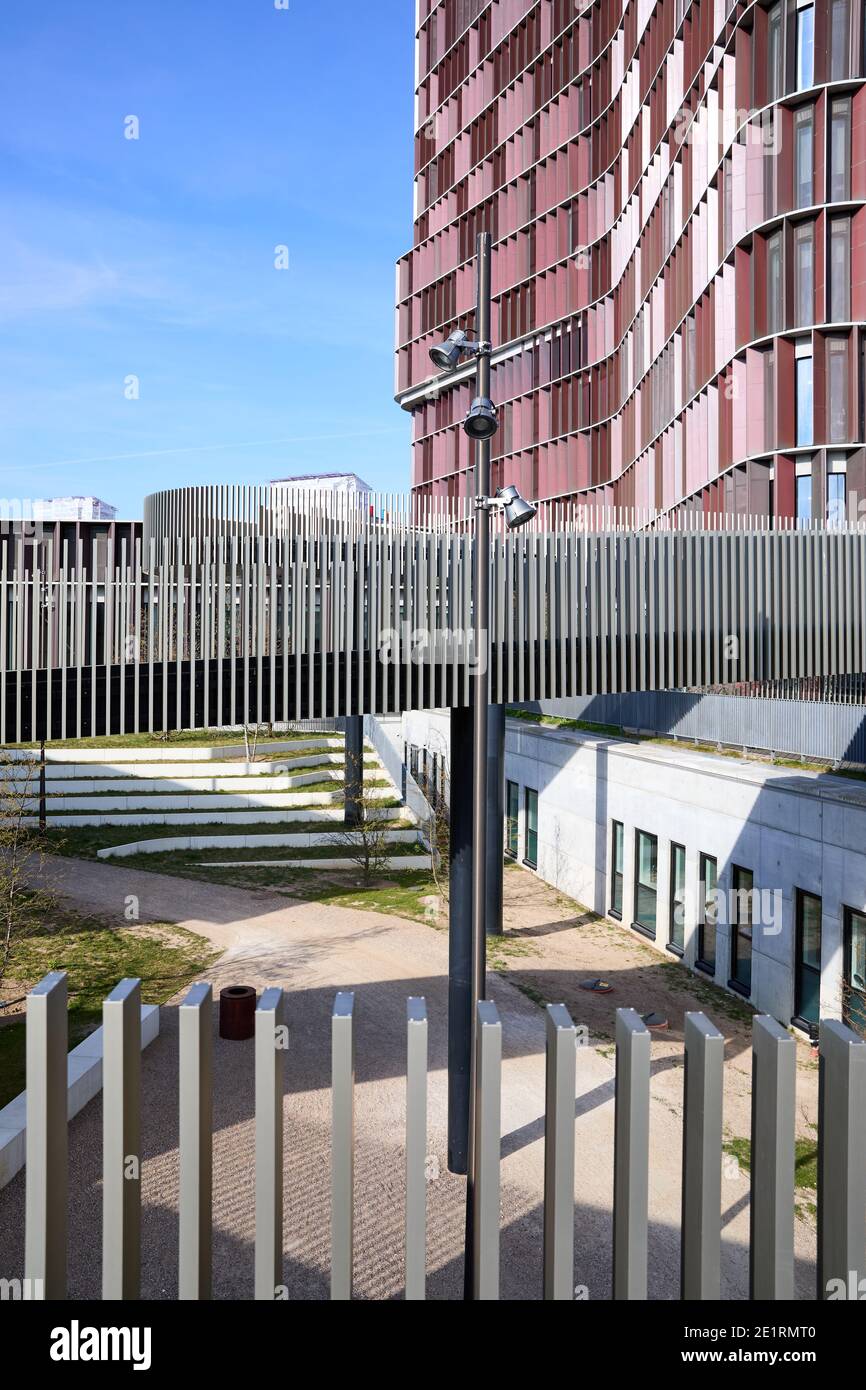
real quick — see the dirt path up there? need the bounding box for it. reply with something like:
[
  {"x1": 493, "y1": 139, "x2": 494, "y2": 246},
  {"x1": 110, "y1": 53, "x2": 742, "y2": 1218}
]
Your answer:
[
  {"x1": 494, "y1": 864, "x2": 820, "y2": 1151},
  {"x1": 0, "y1": 855, "x2": 818, "y2": 1299}
]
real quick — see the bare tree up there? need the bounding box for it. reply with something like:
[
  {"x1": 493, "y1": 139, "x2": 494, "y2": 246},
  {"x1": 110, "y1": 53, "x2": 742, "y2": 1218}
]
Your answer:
[
  {"x1": 0, "y1": 751, "x2": 54, "y2": 986},
  {"x1": 327, "y1": 753, "x2": 393, "y2": 882},
  {"x1": 243, "y1": 723, "x2": 262, "y2": 762}
]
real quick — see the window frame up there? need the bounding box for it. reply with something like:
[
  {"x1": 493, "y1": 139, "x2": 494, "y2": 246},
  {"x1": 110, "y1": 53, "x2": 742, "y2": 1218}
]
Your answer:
[
  {"x1": 523, "y1": 787, "x2": 538, "y2": 870},
  {"x1": 697, "y1": 853, "x2": 718, "y2": 975},
  {"x1": 794, "y1": 888, "x2": 822, "y2": 1033},
  {"x1": 668, "y1": 841, "x2": 687, "y2": 957},
  {"x1": 505, "y1": 779, "x2": 519, "y2": 859},
  {"x1": 610, "y1": 819, "x2": 624, "y2": 920},
  {"x1": 632, "y1": 828, "x2": 659, "y2": 940},
  {"x1": 843, "y1": 905, "x2": 866, "y2": 1033},
  {"x1": 729, "y1": 864, "x2": 754, "y2": 996}
]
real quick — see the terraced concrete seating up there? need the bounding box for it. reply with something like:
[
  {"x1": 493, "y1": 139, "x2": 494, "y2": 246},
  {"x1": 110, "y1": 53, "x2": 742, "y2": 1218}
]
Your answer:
[
  {"x1": 8, "y1": 736, "x2": 399, "y2": 828},
  {"x1": 5, "y1": 739, "x2": 343, "y2": 764},
  {"x1": 97, "y1": 821, "x2": 422, "y2": 859}
]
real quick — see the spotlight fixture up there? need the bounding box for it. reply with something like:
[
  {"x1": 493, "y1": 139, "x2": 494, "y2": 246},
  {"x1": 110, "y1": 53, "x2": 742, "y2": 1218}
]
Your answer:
[
  {"x1": 429, "y1": 329, "x2": 471, "y2": 372},
  {"x1": 497, "y1": 484, "x2": 537, "y2": 530},
  {"x1": 475, "y1": 484, "x2": 537, "y2": 530},
  {"x1": 463, "y1": 395, "x2": 498, "y2": 441}
]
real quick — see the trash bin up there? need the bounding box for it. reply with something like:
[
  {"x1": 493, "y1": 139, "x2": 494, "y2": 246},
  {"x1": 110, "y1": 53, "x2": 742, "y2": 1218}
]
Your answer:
[{"x1": 219, "y1": 985, "x2": 256, "y2": 1040}]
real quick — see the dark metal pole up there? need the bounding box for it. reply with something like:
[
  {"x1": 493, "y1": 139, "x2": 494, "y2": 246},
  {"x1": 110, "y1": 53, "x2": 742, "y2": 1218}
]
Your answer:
[
  {"x1": 38, "y1": 739, "x2": 47, "y2": 833},
  {"x1": 485, "y1": 704, "x2": 505, "y2": 936},
  {"x1": 344, "y1": 715, "x2": 363, "y2": 827},
  {"x1": 464, "y1": 229, "x2": 493, "y2": 1298},
  {"x1": 447, "y1": 703, "x2": 474, "y2": 1174}
]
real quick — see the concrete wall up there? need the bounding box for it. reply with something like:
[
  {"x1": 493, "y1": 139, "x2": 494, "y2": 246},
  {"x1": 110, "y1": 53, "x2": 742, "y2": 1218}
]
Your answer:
[{"x1": 389, "y1": 710, "x2": 866, "y2": 1029}]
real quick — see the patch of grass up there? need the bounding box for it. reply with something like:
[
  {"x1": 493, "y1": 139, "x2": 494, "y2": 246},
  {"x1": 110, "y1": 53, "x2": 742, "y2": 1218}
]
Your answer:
[
  {"x1": 319, "y1": 871, "x2": 439, "y2": 923},
  {"x1": 43, "y1": 808, "x2": 403, "y2": 861},
  {"x1": 506, "y1": 707, "x2": 625, "y2": 738},
  {"x1": 9, "y1": 729, "x2": 341, "y2": 751},
  {"x1": 723, "y1": 1136, "x2": 818, "y2": 1195},
  {"x1": 0, "y1": 914, "x2": 219, "y2": 1106}
]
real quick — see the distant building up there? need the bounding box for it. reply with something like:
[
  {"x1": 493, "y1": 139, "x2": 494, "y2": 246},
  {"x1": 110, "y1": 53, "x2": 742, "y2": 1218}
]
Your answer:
[
  {"x1": 31, "y1": 496, "x2": 117, "y2": 521},
  {"x1": 269, "y1": 472, "x2": 371, "y2": 495}
]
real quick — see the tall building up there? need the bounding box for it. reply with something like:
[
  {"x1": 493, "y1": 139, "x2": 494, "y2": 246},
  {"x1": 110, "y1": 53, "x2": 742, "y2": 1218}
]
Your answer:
[{"x1": 396, "y1": 0, "x2": 866, "y2": 523}]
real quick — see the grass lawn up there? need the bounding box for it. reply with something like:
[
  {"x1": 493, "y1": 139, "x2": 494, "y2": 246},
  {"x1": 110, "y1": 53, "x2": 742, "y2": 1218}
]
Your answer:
[
  {"x1": 506, "y1": 707, "x2": 625, "y2": 738},
  {"x1": 8, "y1": 729, "x2": 342, "y2": 751},
  {"x1": 0, "y1": 913, "x2": 219, "y2": 1107},
  {"x1": 103, "y1": 841, "x2": 426, "y2": 875},
  {"x1": 44, "y1": 806, "x2": 403, "y2": 860},
  {"x1": 723, "y1": 1135, "x2": 818, "y2": 1216}
]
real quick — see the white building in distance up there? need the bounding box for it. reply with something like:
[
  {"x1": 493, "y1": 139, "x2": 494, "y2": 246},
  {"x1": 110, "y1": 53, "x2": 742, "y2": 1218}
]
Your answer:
[
  {"x1": 269, "y1": 472, "x2": 371, "y2": 494},
  {"x1": 31, "y1": 496, "x2": 117, "y2": 521}
]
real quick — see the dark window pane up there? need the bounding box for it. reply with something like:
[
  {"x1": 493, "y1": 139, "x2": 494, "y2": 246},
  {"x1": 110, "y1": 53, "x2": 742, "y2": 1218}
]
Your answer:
[
  {"x1": 524, "y1": 788, "x2": 538, "y2": 868},
  {"x1": 731, "y1": 866, "x2": 753, "y2": 990},
  {"x1": 670, "y1": 843, "x2": 686, "y2": 951},
  {"x1": 634, "y1": 830, "x2": 658, "y2": 935},
  {"x1": 611, "y1": 820, "x2": 624, "y2": 916},
  {"x1": 506, "y1": 780, "x2": 519, "y2": 857},
  {"x1": 698, "y1": 854, "x2": 718, "y2": 971}
]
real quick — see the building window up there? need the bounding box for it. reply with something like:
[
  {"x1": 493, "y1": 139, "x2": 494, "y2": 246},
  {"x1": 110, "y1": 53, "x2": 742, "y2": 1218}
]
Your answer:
[
  {"x1": 843, "y1": 906, "x2": 866, "y2": 1033},
  {"x1": 829, "y1": 218, "x2": 851, "y2": 322},
  {"x1": 697, "y1": 854, "x2": 718, "y2": 974},
  {"x1": 795, "y1": 889, "x2": 822, "y2": 1030},
  {"x1": 764, "y1": 349, "x2": 776, "y2": 448},
  {"x1": 796, "y1": 347, "x2": 813, "y2": 446},
  {"x1": 767, "y1": 232, "x2": 782, "y2": 334},
  {"x1": 827, "y1": 464, "x2": 846, "y2": 524},
  {"x1": 506, "y1": 780, "x2": 519, "y2": 858},
  {"x1": 669, "y1": 843, "x2": 686, "y2": 955},
  {"x1": 767, "y1": 3, "x2": 783, "y2": 100},
  {"x1": 796, "y1": 467, "x2": 813, "y2": 522},
  {"x1": 795, "y1": 0, "x2": 815, "y2": 89},
  {"x1": 524, "y1": 788, "x2": 538, "y2": 869},
  {"x1": 827, "y1": 335, "x2": 850, "y2": 443},
  {"x1": 829, "y1": 0, "x2": 851, "y2": 80},
  {"x1": 829, "y1": 98, "x2": 851, "y2": 202},
  {"x1": 633, "y1": 830, "x2": 658, "y2": 939},
  {"x1": 685, "y1": 314, "x2": 696, "y2": 398},
  {"x1": 794, "y1": 107, "x2": 813, "y2": 208},
  {"x1": 793, "y1": 223, "x2": 813, "y2": 327},
  {"x1": 730, "y1": 865, "x2": 754, "y2": 994},
  {"x1": 611, "y1": 820, "x2": 624, "y2": 918}
]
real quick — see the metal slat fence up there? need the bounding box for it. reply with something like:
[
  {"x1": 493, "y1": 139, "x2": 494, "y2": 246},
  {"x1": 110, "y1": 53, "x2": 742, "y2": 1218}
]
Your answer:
[
  {"x1": 3, "y1": 526, "x2": 866, "y2": 740},
  {"x1": 17, "y1": 972, "x2": 866, "y2": 1301},
  {"x1": 528, "y1": 691, "x2": 866, "y2": 764}
]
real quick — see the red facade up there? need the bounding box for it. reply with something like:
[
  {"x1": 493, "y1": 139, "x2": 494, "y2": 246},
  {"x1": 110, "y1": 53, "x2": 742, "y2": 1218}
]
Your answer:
[{"x1": 396, "y1": 0, "x2": 866, "y2": 523}]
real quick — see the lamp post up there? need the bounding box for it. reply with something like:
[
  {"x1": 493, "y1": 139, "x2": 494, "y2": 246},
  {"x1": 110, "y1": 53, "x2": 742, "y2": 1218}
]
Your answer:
[
  {"x1": 467, "y1": 233, "x2": 493, "y2": 1301},
  {"x1": 429, "y1": 232, "x2": 536, "y2": 1298}
]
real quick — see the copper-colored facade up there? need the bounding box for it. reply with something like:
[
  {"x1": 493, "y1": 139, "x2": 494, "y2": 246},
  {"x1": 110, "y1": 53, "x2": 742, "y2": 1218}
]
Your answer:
[{"x1": 396, "y1": 0, "x2": 866, "y2": 523}]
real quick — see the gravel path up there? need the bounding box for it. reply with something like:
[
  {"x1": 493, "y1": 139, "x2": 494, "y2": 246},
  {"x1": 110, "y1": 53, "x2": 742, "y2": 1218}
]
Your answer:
[{"x1": 0, "y1": 856, "x2": 817, "y2": 1299}]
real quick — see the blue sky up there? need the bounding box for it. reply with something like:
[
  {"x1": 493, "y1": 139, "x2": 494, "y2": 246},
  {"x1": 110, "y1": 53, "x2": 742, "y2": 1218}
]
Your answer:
[{"x1": 0, "y1": 1, "x2": 415, "y2": 517}]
